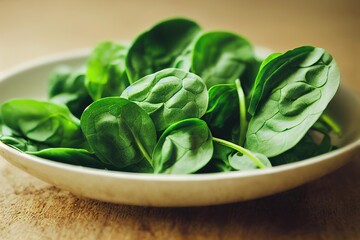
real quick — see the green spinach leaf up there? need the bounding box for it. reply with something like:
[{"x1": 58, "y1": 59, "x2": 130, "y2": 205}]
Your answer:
[
  {"x1": 213, "y1": 137, "x2": 269, "y2": 169},
  {"x1": 80, "y1": 97, "x2": 156, "y2": 171},
  {"x1": 246, "y1": 46, "x2": 340, "y2": 157},
  {"x1": 49, "y1": 66, "x2": 93, "y2": 118},
  {"x1": 229, "y1": 152, "x2": 271, "y2": 170},
  {"x1": 126, "y1": 18, "x2": 201, "y2": 82},
  {"x1": 202, "y1": 84, "x2": 239, "y2": 141},
  {"x1": 121, "y1": 68, "x2": 208, "y2": 131},
  {"x1": 28, "y1": 148, "x2": 119, "y2": 170},
  {"x1": 152, "y1": 118, "x2": 213, "y2": 174},
  {"x1": 0, "y1": 135, "x2": 47, "y2": 152},
  {"x1": 1, "y1": 99, "x2": 84, "y2": 148},
  {"x1": 86, "y1": 41, "x2": 130, "y2": 100},
  {"x1": 270, "y1": 132, "x2": 333, "y2": 166},
  {"x1": 191, "y1": 31, "x2": 254, "y2": 88},
  {"x1": 197, "y1": 141, "x2": 234, "y2": 173}
]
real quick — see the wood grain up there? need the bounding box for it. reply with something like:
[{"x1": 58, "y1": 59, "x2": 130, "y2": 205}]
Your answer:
[
  {"x1": 0, "y1": 0, "x2": 359, "y2": 239},
  {"x1": 1, "y1": 157, "x2": 360, "y2": 240}
]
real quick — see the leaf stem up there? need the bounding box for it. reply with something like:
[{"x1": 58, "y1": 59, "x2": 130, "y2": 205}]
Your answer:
[
  {"x1": 212, "y1": 137, "x2": 266, "y2": 169},
  {"x1": 235, "y1": 79, "x2": 248, "y2": 146},
  {"x1": 133, "y1": 135, "x2": 153, "y2": 167},
  {"x1": 320, "y1": 113, "x2": 341, "y2": 136}
]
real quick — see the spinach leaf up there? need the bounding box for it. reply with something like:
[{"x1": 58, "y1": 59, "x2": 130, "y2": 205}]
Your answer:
[
  {"x1": 197, "y1": 141, "x2": 234, "y2": 173},
  {"x1": 270, "y1": 132, "x2": 333, "y2": 166},
  {"x1": 152, "y1": 118, "x2": 213, "y2": 174},
  {"x1": 171, "y1": 33, "x2": 200, "y2": 70},
  {"x1": 0, "y1": 135, "x2": 47, "y2": 152},
  {"x1": 80, "y1": 97, "x2": 156, "y2": 170},
  {"x1": 126, "y1": 18, "x2": 201, "y2": 82},
  {"x1": 213, "y1": 137, "x2": 269, "y2": 169},
  {"x1": 48, "y1": 66, "x2": 72, "y2": 96},
  {"x1": 202, "y1": 84, "x2": 239, "y2": 141},
  {"x1": 86, "y1": 41, "x2": 130, "y2": 100},
  {"x1": 246, "y1": 46, "x2": 340, "y2": 157},
  {"x1": 28, "y1": 148, "x2": 119, "y2": 170},
  {"x1": 241, "y1": 57, "x2": 263, "y2": 97},
  {"x1": 49, "y1": 66, "x2": 93, "y2": 118},
  {"x1": 191, "y1": 31, "x2": 254, "y2": 88},
  {"x1": 229, "y1": 152, "x2": 271, "y2": 170},
  {"x1": 1, "y1": 99, "x2": 84, "y2": 148},
  {"x1": 121, "y1": 68, "x2": 208, "y2": 131}
]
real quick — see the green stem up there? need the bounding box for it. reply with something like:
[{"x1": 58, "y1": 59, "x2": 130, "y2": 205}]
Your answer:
[
  {"x1": 235, "y1": 79, "x2": 248, "y2": 146},
  {"x1": 321, "y1": 113, "x2": 341, "y2": 136},
  {"x1": 213, "y1": 137, "x2": 266, "y2": 169},
  {"x1": 133, "y1": 135, "x2": 153, "y2": 167}
]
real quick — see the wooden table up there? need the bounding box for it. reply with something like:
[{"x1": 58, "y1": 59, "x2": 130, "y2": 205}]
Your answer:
[{"x1": 0, "y1": 0, "x2": 359, "y2": 239}]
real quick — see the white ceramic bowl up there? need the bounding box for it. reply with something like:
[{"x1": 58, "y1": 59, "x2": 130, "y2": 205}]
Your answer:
[{"x1": 0, "y1": 49, "x2": 359, "y2": 207}]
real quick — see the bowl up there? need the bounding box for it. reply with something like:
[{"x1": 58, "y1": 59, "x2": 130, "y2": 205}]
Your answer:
[{"x1": 0, "y1": 49, "x2": 359, "y2": 207}]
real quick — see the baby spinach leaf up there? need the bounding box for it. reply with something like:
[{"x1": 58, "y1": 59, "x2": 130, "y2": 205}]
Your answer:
[
  {"x1": 86, "y1": 41, "x2": 130, "y2": 100},
  {"x1": 48, "y1": 66, "x2": 72, "y2": 96},
  {"x1": 126, "y1": 18, "x2": 201, "y2": 82},
  {"x1": 213, "y1": 137, "x2": 269, "y2": 169},
  {"x1": 202, "y1": 84, "x2": 239, "y2": 141},
  {"x1": 121, "y1": 68, "x2": 208, "y2": 131},
  {"x1": 1, "y1": 99, "x2": 84, "y2": 148},
  {"x1": 80, "y1": 97, "x2": 156, "y2": 170},
  {"x1": 241, "y1": 57, "x2": 263, "y2": 97},
  {"x1": 0, "y1": 135, "x2": 47, "y2": 152},
  {"x1": 191, "y1": 31, "x2": 254, "y2": 88},
  {"x1": 152, "y1": 118, "x2": 213, "y2": 174},
  {"x1": 246, "y1": 46, "x2": 340, "y2": 157},
  {"x1": 270, "y1": 132, "x2": 333, "y2": 166},
  {"x1": 229, "y1": 152, "x2": 271, "y2": 171},
  {"x1": 197, "y1": 141, "x2": 234, "y2": 173},
  {"x1": 28, "y1": 148, "x2": 119, "y2": 170},
  {"x1": 49, "y1": 66, "x2": 93, "y2": 118}
]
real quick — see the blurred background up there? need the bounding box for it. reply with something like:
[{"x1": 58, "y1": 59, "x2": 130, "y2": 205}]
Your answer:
[{"x1": 0, "y1": 0, "x2": 359, "y2": 93}]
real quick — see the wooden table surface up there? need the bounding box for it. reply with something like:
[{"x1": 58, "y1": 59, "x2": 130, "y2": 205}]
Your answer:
[{"x1": 0, "y1": 0, "x2": 359, "y2": 239}]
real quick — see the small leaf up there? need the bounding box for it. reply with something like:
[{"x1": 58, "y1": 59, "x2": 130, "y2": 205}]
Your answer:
[
  {"x1": 49, "y1": 66, "x2": 93, "y2": 118},
  {"x1": 153, "y1": 119, "x2": 213, "y2": 174},
  {"x1": 192, "y1": 31, "x2": 254, "y2": 88},
  {"x1": 86, "y1": 41, "x2": 129, "y2": 100},
  {"x1": 229, "y1": 152, "x2": 271, "y2": 170},
  {"x1": 1, "y1": 99, "x2": 84, "y2": 148}
]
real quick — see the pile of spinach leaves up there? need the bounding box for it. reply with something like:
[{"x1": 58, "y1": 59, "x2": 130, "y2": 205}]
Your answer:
[{"x1": 0, "y1": 18, "x2": 341, "y2": 174}]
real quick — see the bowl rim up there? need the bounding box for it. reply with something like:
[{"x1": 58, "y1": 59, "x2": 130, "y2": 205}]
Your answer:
[{"x1": 0, "y1": 49, "x2": 359, "y2": 182}]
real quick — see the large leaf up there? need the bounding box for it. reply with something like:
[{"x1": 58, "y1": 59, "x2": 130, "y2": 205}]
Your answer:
[{"x1": 245, "y1": 46, "x2": 340, "y2": 157}]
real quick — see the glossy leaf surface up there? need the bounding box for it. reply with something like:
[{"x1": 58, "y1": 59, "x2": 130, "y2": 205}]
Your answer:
[
  {"x1": 81, "y1": 97, "x2": 156, "y2": 170},
  {"x1": 152, "y1": 119, "x2": 213, "y2": 174},
  {"x1": 121, "y1": 68, "x2": 208, "y2": 131}
]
